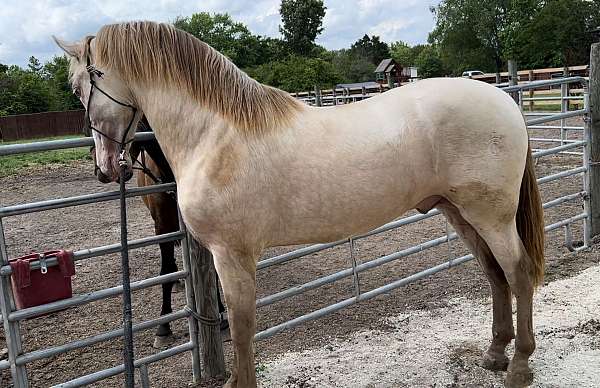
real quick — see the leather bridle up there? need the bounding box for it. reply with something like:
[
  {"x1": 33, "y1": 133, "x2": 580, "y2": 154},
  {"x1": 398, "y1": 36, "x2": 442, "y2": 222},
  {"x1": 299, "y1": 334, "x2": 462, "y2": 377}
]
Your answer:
[{"x1": 83, "y1": 46, "x2": 138, "y2": 163}]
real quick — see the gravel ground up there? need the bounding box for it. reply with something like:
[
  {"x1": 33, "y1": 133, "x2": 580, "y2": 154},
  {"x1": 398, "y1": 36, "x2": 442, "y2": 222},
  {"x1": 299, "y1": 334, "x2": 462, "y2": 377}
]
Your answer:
[{"x1": 259, "y1": 262, "x2": 600, "y2": 388}]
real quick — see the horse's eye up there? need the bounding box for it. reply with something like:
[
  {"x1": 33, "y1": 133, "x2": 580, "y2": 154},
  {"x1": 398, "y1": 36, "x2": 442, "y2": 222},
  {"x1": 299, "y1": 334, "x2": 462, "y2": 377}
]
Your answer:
[{"x1": 73, "y1": 88, "x2": 81, "y2": 97}]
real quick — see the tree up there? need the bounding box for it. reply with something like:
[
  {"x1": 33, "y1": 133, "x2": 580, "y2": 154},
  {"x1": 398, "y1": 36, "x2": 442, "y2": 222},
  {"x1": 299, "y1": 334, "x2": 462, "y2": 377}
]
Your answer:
[
  {"x1": 279, "y1": 0, "x2": 326, "y2": 56},
  {"x1": 511, "y1": 0, "x2": 600, "y2": 68},
  {"x1": 174, "y1": 12, "x2": 276, "y2": 68},
  {"x1": 429, "y1": 0, "x2": 507, "y2": 75},
  {"x1": 414, "y1": 45, "x2": 446, "y2": 78},
  {"x1": 247, "y1": 55, "x2": 343, "y2": 92},
  {"x1": 27, "y1": 56, "x2": 42, "y2": 74},
  {"x1": 0, "y1": 66, "x2": 50, "y2": 115},
  {"x1": 44, "y1": 55, "x2": 81, "y2": 111},
  {"x1": 390, "y1": 41, "x2": 414, "y2": 66},
  {"x1": 350, "y1": 35, "x2": 390, "y2": 65},
  {"x1": 330, "y1": 49, "x2": 376, "y2": 83}
]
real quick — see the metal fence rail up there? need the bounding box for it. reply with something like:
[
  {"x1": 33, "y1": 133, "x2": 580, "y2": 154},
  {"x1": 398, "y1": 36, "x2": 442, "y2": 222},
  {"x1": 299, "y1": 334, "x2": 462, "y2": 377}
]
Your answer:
[
  {"x1": 0, "y1": 76, "x2": 593, "y2": 387},
  {"x1": 0, "y1": 132, "x2": 202, "y2": 386}
]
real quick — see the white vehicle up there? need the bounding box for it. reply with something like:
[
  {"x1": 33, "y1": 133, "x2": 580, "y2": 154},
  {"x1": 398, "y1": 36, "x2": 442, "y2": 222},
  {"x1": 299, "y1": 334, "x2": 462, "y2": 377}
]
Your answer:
[{"x1": 462, "y1": 70, "x2": 485, "y2": 78}]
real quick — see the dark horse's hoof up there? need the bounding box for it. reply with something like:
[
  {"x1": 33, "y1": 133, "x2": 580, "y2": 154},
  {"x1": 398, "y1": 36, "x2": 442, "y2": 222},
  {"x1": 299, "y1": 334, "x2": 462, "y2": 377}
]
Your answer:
[
  {"x1": 153, "y1": 334, "x2": 176, "y2": 349},
  {"x1": 481, "y1": 351, "x2": 509, "y2": 371},
  {"x1": 505, "y1": 367, "x2": 533, "y2": 388}
]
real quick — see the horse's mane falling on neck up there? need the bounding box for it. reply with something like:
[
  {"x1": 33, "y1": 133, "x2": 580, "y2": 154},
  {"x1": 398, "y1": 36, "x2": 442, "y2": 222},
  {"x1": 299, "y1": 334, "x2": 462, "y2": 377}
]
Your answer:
[{"x1": 93, "y1": 21, "x2": 302, "y2": 136}]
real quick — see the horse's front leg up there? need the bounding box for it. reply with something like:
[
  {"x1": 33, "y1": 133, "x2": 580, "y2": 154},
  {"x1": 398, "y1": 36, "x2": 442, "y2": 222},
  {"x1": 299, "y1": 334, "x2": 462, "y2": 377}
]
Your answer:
[{"x1": 212, "y1": 246, "x2": 257, "y2": 388}]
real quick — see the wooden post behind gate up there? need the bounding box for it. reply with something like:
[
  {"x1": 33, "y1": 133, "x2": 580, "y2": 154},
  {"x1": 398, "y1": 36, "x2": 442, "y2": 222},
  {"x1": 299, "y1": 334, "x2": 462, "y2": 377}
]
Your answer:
[
  {"x1": 188, "y1": 236, "x2": 226, "y2": 378},
  {"x1": 588, "y1": 43, "x2": 600, "y2": 237}
]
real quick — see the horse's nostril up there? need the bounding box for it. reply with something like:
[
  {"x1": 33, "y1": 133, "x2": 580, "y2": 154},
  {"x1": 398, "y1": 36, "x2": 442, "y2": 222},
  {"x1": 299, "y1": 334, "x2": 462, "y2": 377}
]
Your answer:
[{"x1": 96, "y1": 170, "x2": 112, "y2": 184}]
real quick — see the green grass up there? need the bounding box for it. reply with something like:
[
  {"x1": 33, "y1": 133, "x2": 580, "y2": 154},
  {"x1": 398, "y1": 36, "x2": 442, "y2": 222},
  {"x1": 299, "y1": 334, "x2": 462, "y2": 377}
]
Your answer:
[{"x1": 0, "y1": 135, "x2": 91, "y2": 177}]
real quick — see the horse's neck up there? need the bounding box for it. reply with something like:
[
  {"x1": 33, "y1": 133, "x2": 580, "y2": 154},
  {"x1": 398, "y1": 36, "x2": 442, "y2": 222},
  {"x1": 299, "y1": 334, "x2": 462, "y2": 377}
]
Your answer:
[{"x1": 136, "y1": 87, "x2": 237, "y2": 178}]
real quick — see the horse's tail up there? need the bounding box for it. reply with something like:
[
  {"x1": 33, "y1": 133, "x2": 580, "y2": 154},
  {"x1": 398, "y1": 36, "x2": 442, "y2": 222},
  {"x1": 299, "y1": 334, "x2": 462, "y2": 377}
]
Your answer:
[{"x1": 516, "y1": 145, "x2": 545, "y2": 288}]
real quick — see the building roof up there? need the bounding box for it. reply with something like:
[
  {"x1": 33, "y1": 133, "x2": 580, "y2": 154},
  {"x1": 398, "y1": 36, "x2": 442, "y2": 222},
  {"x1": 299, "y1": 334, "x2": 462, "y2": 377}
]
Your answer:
[{"x1": 374, "y1": 58, "x2": 397, "y2": 73}]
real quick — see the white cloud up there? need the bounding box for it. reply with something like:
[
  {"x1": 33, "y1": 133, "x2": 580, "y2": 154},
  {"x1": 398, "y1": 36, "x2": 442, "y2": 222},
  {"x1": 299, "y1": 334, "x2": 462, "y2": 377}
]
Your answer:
[{"x1": 0, "y1": 0, "x2": 440, "y2": 66}]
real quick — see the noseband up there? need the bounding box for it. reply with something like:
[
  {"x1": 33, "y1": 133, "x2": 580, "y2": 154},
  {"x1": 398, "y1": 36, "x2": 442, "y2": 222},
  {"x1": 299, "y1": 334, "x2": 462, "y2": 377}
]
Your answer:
[{"x1": 84, "y1": 53, "x2": 138, "y2": 163}]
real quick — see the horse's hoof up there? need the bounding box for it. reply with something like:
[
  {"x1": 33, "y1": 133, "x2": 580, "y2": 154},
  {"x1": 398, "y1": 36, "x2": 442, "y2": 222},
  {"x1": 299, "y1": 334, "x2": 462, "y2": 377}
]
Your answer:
[
  {"x1": 153, "y1": 334, "x2": 176, "y2": 349},
  {"x1": 481, "y1": 351, "x2": 509, "y2": 371},
  {"x1": 505, "y1": 367, "x2": 533, "y2": 388}
]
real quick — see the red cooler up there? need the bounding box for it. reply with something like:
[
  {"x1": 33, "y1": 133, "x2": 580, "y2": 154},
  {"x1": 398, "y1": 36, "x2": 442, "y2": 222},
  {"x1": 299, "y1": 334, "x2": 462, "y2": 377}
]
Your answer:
[{"x1": 9, "y1": 250, "x2": 75, "y2": 310}]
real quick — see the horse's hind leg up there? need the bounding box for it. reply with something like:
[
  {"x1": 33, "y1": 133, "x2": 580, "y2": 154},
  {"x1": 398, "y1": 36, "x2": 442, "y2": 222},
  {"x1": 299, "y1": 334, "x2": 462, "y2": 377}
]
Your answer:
[
  {"x1": 454, "y1": 202, "x2": 536, "y2": 387},
  {"x1": 437, "y1": 200, "x2": 514, "y2": 371},
  {"x1": 477, "y1": 225, "x2": 536, "y2": 387}
]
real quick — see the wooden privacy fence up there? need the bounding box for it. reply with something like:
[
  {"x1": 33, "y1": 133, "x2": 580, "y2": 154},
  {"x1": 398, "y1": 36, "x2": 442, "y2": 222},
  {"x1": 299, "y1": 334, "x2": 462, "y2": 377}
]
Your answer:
[{"x1": 0, "y1": 110, "x2": 84, "y2": 141}]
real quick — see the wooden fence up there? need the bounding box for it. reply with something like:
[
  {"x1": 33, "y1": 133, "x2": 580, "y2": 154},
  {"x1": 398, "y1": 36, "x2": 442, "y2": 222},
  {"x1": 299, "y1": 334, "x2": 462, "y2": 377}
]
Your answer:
[{"x1": 0, "y1": 110, "x2": 84, "y2": 141}]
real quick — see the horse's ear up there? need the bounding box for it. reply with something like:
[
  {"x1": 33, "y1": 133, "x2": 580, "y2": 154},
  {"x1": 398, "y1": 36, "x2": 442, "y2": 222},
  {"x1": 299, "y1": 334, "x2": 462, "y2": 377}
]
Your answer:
[{"x1": 52, "y1": 36, "x2": 84, "y2": 61}]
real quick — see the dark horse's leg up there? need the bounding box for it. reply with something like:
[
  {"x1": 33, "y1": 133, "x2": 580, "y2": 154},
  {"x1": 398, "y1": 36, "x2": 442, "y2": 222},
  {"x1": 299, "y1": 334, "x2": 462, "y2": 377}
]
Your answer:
[
  {"x1": 156, "y1": 240, "x2": 178, "y2": 336},
  {"x1": 152, "y1": 206, "x2": 180, "y2": 348},
  {"x1": 215, "y1": 273, "x2": 229, "y2": 330}
]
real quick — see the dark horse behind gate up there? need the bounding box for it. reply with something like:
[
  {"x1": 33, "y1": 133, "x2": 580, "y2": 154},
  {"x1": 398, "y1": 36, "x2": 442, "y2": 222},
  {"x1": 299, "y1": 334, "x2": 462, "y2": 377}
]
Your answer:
[{"x1": 89, "y1": 117, "x2": 227, "y2": 348}]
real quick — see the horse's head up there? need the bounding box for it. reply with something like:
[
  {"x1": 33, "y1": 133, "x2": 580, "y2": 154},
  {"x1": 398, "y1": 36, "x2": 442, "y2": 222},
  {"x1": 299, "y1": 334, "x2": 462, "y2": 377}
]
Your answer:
[{"x1": 53, "y1": 35, "x2": 141, "y2": 183}]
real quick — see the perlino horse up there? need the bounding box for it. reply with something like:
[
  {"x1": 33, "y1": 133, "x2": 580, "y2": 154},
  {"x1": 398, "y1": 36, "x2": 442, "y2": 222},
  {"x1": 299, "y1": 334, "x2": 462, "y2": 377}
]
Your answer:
[{"x1": 55, "y1": 21, "x2": 544, "y2": 388}]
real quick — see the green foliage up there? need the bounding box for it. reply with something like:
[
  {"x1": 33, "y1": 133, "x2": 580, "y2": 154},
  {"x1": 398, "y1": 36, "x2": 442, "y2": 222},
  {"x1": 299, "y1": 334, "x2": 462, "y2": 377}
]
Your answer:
[
  {"x1": 247, "y1": 56, "x2": 343, "y2": 92},
  {"x1": 329, "y1": 49, "x2": 376, "y2": 83},
  {"x1": 350, "y1": 35, "x2": 390, "y2": 65},
  {"x1": 44, "y1": 55, "x2": 81, "y2": 111},
  {"x1": 27, "y1": 56, "x2": 43, "y2": 74},
  {"x1": 414, "y1": 45, "x2": 445, "y2": 78},
  {"x1": 0, "y1": 65, "x2": 51, "y2": 114},
  {"x1": 429, "y1": 0, "x2": 503, "y2": 75},
  {"x1": 430, "y1": 0, "x2": 600, "y2": 75},
  {"x1": 511, "y1": 0, "x2": 600, "y2": 68},
  {"x1": 0, "y1": 55, "x2": 80, "y2": 117},
  {"x1": 390, "y1": 41, "x2": 414, "y2": 66},
  {"x1": 174, "y1": 12, "x2": 279, "y2": 68},
  {"x1": 279, "y1": 0, "x2": 326, "y2": 56}
]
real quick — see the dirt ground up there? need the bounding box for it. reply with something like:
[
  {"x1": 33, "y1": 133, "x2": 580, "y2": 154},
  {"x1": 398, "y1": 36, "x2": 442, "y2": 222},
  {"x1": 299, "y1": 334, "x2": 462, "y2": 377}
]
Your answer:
[{"x1": 0, "y1": 118, "x2": 598, "y2": 387}]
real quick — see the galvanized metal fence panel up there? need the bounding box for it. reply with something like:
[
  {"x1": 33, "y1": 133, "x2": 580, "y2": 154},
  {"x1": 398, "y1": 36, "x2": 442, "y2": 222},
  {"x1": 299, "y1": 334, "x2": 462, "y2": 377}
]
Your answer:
[{"x1": 0, "y1": 133, "x2": 201, "y2": 387}]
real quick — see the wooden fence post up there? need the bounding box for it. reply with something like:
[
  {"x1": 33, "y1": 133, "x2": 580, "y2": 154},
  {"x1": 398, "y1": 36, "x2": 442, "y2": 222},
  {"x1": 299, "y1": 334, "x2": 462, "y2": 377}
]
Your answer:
[
  {"x1": 589, "y1": 43, "x2": 600, "y2": 237},
  {"x1": 528, "y1": 70, "x2": 534, "y2": 112},
  {"x1": 314, "y1": 86, "x2": 322, "y2": 107},
  {"x1": 508, "y1": 60, "x2": 519, "y2": 103},
  {"x1": 188, "y1": 236, "x2": 226, "y2": 378}
]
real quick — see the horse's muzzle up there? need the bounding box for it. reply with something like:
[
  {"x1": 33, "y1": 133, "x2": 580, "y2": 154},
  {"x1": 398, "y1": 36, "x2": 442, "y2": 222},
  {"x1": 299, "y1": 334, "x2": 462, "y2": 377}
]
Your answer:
[{"x1": 95, "y1": 165, "x2": 133, "y2": 183}]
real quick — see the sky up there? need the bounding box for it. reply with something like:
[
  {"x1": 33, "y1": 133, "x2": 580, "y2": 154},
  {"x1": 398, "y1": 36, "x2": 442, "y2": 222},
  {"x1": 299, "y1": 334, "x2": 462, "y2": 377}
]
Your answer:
[{"x1": 0, "y1": 0, "x2": 441, "y2": 67}]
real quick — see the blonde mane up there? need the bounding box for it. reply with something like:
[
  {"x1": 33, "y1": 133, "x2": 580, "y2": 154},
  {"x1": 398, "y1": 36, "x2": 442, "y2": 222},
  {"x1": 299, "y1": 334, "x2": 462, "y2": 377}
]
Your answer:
[{"x1": 93, "y1": 21, "x2": 302, "y2": 135}]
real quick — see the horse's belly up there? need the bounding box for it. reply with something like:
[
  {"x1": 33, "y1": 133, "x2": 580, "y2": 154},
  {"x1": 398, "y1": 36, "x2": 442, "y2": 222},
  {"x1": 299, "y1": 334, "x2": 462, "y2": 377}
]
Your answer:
[{"x1": 268, "y1": 171, "x2": 431, "y2": 246}]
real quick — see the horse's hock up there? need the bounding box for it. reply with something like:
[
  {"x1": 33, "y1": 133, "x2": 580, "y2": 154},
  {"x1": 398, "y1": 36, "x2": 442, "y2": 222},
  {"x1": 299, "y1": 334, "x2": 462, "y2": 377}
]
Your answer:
[{"x1": 0, "y1": 47, "x2": 599, "y2": 386}]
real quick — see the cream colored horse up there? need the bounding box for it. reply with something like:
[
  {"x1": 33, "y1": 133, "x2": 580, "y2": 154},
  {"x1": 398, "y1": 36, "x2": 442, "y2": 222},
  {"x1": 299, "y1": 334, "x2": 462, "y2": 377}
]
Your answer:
[{"x1": 55, "y1": 21, "x2": 544, "y2": 388}]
